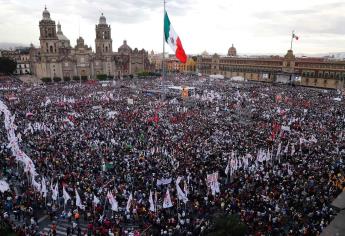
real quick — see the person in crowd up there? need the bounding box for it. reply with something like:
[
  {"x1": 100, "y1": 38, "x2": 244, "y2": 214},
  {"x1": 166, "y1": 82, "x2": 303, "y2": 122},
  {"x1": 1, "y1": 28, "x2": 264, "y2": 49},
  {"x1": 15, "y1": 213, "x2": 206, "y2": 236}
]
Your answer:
[{"x1": 0, "y1": 75, "x2": 344, "y2": 235}]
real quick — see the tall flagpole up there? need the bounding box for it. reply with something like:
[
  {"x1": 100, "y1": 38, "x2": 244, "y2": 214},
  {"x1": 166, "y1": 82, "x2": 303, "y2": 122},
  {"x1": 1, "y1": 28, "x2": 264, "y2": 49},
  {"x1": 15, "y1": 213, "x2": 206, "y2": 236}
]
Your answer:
[
  {"x1": 162, "y1": 0, "x2": 166, "y2": 95},
  {"x1": 290, "y1": 30, "x2": 294, "y2": 50}
]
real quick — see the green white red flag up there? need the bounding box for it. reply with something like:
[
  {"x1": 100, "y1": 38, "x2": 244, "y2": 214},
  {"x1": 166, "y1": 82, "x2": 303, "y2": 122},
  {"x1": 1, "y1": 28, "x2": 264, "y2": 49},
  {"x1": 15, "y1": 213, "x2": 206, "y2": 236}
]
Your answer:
[{"x1": 164, "y1": 10, "x2": 187, "y2": 63}]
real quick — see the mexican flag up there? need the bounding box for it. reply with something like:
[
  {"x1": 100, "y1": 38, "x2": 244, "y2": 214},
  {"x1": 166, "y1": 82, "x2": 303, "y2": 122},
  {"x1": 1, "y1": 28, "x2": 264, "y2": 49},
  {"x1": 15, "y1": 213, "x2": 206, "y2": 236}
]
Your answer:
[{"x1": 164, "y1": 10, "x2": 187, "y2": 63}]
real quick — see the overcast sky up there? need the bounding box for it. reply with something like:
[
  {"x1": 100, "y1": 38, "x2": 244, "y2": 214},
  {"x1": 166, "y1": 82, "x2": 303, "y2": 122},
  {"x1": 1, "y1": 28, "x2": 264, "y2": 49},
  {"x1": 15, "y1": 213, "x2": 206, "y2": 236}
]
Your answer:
[{"x1": 0, "y1": 0, "x2": 344, "y2": 55}]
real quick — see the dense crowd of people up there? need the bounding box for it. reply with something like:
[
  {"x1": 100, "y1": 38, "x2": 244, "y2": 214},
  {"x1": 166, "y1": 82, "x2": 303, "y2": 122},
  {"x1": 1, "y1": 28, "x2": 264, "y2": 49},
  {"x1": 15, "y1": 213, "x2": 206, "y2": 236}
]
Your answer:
[{"x1": 0, "y1": 76, "x2": 344, "y2": 235}]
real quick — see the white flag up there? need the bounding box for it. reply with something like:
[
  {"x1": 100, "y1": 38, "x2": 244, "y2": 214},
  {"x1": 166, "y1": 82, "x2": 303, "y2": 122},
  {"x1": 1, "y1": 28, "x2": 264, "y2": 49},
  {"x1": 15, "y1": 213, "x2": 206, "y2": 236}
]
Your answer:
[
  {"x1": 310, "y1": 135, "x2": 318, "y2": 143},
  {"x1": 32, "y1": 177, "x2": 41, "y2": 192},
  {"x1": 0, "y1": 180, "x2": 10, "y2": 193},
  {"x1": 50, "y1": 181, "x2": 54, "y2": 193},
  {"x1": 291, "y1": 144, "x2": 295, "y2": 156},
  {"x1": 183, "y1": 181, "x2": 189, "y2": 198},
  {"x1": 75, "y1": 190, "x2": 85, "y2": 210},
  {"x1": 163, "y1": 189, "x2": 173, "y2": 209},
  {"x1": 126, "y1": 193, "x2": 133, "y2": 212},
  {"x1": 276, "y1": 142, "x2": 282, "y2": 158},
  {"x1": 52, "y1": 182, "x2": 58, "y2": 201},
  {"x1": 207, "y1": 172, "x2": 220, "y2": 196},
  {"x1": 149, "y1": 191, "x2": 155, "y2": 212},
  {"x1": 41, "y1": 177, "x2": 47, "y2": 198},
  {"x1": 176, "y1": 177, "x2": 188, "y2": 204},
  {"x1": 107, "y1": 191, "x2": 118, "y2": 212},
  {"x1": 93, "y1": 195, "x2": 100, "y2": 205},
  {"x1": 45, "y1": 98, "x2": 52, "y2": 107},
  {"x1": 284, "y1": 142, "x2": 289, "y2": 154},
  {"x1": 156, "y1": 178, "x2": 172, "y2": 186},
  {"x1": 225, "y1": 159, "x2": 230, "y2": 175},
  {"x1": 63, "y1": 186, "x2": 71, "y2": 204}
]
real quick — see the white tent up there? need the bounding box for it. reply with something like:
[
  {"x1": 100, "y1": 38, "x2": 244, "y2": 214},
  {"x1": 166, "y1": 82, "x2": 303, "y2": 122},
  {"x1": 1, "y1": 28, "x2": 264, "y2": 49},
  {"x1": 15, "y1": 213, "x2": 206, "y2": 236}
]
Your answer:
[
  {"x1": 209, "y1": 74, "x2": 224, "y2": 79},
  {"x1": 230, "y1": 76, "x2": 245, "y2": 82}
]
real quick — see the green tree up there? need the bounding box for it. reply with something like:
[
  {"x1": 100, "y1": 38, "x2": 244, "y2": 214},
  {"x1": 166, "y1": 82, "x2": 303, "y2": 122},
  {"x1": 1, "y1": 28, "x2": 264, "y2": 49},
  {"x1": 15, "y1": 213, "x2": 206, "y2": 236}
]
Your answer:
[
  {"x1": 73, "y1": 76, "x2": 80, "y2": 81},
  {"x1": 41, "y1": 77, "x2": 52, "y2": 83},
  {"x1": 207, "y1": 214, "x2": 247, "y2": 236},
  {"x1": 96, "y1": 74, "x2": 107, "y2": 81},
  {"x1": 0, "y1": 57, "x2": 17, "y2": 74},
  {"x1": 53, "y1": 77, "x2": 61, "y2": 82}
]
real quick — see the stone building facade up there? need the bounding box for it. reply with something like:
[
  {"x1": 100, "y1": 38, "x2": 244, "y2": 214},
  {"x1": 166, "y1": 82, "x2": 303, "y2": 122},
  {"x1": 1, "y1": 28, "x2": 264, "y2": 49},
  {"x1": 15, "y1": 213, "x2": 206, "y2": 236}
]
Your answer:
[
  {"x1": 30, "y1": 7, "x2": 153, "y2": 80},
  {"x1": 197, "y1": 45, "x2": 345, "y2": 89},
  {"x1": 149, "y1": 52, "x2": 197, "y2": 74},
  {"x1": 0, "y1": 48, "x2": 31, "y2": 75}
]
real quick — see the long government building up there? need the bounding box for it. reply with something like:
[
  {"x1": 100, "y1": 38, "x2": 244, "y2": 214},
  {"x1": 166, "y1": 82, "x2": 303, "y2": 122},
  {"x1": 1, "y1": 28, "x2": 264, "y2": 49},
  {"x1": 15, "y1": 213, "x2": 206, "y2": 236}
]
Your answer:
[{"x1": 197, "y1": 45, "x2": 345, "y2": 89}]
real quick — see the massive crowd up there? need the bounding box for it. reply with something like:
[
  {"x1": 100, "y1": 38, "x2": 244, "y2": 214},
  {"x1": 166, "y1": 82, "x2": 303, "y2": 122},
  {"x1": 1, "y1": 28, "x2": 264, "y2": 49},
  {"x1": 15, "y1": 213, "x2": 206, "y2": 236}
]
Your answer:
[{"x1": 0, "y1": 76, "x2": 344, "y2": 236}]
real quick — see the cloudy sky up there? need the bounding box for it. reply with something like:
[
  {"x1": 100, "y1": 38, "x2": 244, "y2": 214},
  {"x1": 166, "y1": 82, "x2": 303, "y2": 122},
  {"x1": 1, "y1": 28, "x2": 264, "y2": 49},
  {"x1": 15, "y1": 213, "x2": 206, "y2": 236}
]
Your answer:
[{"x1": 0, "y1": 0, "x2": 344, "y2": 55}]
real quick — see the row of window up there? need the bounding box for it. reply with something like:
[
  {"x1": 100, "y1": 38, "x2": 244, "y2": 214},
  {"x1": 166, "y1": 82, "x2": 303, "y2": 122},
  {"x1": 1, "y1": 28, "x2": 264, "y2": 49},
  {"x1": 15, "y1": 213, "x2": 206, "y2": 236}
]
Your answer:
[
  {"x1": 219, "y1": 61, "x2": 282, "y2": 66},
  {"x1": 202, "y1": 60, "x2": 345, "y2": 71},
  {"x1": 17, "y1": 64, "x2": 29, "y2": 69},
  {"x1": 297, "y1": 63, "x2": 345, "y2": 70},
  {"x1": 304, "y1": 78, "x2": 343, "y2": 84},
  {"x1": 302, "y1": 71, "x2": 345, "y2": 79},
  {"x1": 219, "y1": 66, "x2": 280, "y2": 73}
]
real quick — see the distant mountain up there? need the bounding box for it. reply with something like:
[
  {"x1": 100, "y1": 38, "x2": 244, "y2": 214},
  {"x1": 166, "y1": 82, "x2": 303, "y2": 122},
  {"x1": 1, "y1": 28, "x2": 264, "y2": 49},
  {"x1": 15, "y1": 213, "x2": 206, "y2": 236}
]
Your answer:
[
  {"x1": 0, "y1": 42, "x2": 28, "y2": 50},
  {"x1": 294, "y1": 52, "x2": 345, "y2": 59},
  {"x1": 328, "y1": 52, "x2": 345, "y2": 59}
]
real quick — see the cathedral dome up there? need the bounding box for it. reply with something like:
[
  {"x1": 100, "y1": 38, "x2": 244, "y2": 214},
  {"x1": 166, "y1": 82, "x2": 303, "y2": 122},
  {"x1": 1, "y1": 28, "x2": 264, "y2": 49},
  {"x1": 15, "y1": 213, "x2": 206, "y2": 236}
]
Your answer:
[
  {"x1": 99, "y1": 13, "x2": 107, "y2": 25},
  {"x1": 228, "y1": 44, "x2": 237, "y2": 57},
  {"x1": 42, "y1": 6, "x2": 51, "y2": 20},
  {"x1": 118, "y1": 40, "x2": 132, "y2": 54},
  {"x1": 57, "y1": 22, "x2": 70, "y2": 43},
  {"x1": 201, "y1": 50, "x2": 209, "y2": 57}
]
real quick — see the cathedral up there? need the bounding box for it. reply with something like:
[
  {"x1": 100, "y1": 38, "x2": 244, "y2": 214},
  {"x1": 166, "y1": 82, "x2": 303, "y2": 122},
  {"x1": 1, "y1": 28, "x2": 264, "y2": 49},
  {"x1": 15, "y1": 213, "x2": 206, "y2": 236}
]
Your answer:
[{"x1": 29, "y1": 7, "x2": 153, "y2": 80}]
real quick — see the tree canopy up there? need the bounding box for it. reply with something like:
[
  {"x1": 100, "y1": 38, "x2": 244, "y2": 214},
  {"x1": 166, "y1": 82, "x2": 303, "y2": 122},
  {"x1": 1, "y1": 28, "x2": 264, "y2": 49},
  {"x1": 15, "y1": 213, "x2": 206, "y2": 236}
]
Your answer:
[{"x1": 0, "y1": 57, "x2": 17, "y2": 75}]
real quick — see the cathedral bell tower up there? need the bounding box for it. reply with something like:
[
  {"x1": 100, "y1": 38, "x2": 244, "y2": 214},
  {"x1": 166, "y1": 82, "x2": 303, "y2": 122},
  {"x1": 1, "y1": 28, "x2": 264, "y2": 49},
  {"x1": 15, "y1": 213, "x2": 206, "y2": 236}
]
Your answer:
[
  {"x1": 39, "y1": 6, "x2": 59, "y2": 56},
  {"x1": 95, "y1": 13, "x2": 113, "y2": 56}
]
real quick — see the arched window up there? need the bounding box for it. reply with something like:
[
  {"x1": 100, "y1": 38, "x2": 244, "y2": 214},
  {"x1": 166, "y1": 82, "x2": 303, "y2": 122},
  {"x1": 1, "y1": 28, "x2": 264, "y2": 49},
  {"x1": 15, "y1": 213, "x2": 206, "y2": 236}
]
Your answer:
[
  {"x1": 105, "y1": 46, "x2": 108, "y2": 52},
  {"x1": 50, "y1": 45, "x2": 53, "y2": 53}
]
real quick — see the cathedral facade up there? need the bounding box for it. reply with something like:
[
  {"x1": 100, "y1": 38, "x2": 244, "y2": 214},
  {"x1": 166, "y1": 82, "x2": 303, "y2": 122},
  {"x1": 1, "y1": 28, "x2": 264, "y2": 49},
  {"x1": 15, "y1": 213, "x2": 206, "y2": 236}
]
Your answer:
[{"x1": 29, "y1": 7, "x2": 153, "y2": 80}]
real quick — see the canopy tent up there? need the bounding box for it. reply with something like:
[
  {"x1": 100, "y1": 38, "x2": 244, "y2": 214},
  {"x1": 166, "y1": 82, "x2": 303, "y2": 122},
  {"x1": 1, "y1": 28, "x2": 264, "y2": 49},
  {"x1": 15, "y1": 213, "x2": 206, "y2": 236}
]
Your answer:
[
  {"x1": 230, "y1": 76, "x2": 245, "y2": 82},
  {"x1": 209, "y1": 74, "x2": 224, "y2": 79}
]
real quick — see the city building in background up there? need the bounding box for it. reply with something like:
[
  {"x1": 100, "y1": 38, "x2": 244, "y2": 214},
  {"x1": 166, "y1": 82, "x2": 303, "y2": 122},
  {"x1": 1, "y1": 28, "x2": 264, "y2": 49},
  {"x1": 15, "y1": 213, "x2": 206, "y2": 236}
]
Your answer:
[
  {"x1": 149, "y1": 52, "x2": 197, "y2": 74},
  {"x1": 0, "y1": 47, "x2": 31, "y2": 75},
  {"x1": 1, "y1": 7, "x2": 344, "y2": 89},
  {"x1": 228, "y1": 44, "x2": 237, "y2": 57},
  {"x1": 29, "y1": 7, "x2": 153, "y2": 80},
  {"x1": 197, "y1": 45, "x2": 345, "y2": 89}
]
